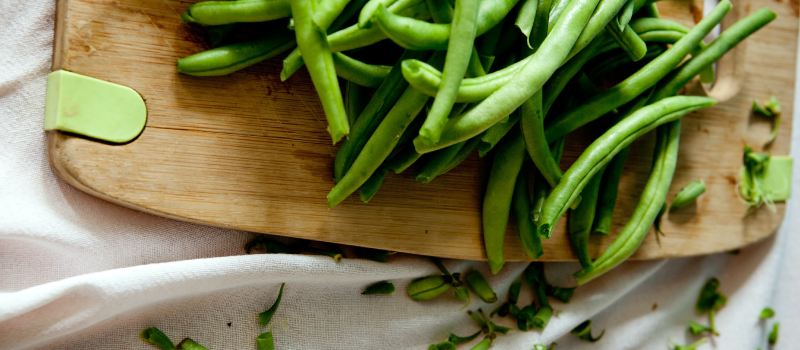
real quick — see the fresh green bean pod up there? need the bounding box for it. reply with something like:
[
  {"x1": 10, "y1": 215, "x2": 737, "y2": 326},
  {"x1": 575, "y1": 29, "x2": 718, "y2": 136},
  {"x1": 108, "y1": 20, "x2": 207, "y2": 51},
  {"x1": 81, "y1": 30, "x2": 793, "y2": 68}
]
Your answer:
[
  {"x1": 514, "y1": 0, "x2": 540, "y2": 48},
  {"x1": 178, "y1": 31, "x2": 296, "y2": 76},
  {"x1": 413, "y1": 0, "x2": 602, "y2": 153},
  {"x1": 607, "y1": 23, "x2": 648, "y2": 61},
  {"x1": 569, "y1": 167, "x2": 604, "y2": 268},
  {"x1": 371, "y1": 0, "x2": 521, "y2": 50},
  {"x1": 291, "y1": 0, "x2": 349, "y2": 144},
  {"x1": 513, "y1": 164, "x2": 544, "y2": 259},
  {"x1": 465, "y1": 271, "x2": 499, "y2": 302},
  {"x1": 470, "y1": 337, "x2": 493, "y2": 350},
  {"x1": 332, "y1": 52, "x2": 392, "y2": 88},
  {"x1": 140, "y1": 327, "x2": 175, "y2": 350},
  {"x1": 345, "y1": 82, "x2": 370, "y2": 126},
  {"x1": 629, "y1": 17, "x2": 689, "y2": 33},
  {"x1": 334, "y1": 50, "x2": 431, "y2": 182},
  {"x1": 592, "y1": 147, "x2": 629, "y2": 235},
  {"x1": 313, "y1": 0, "x2": 353, "y2": 30},
  {"x1": 437, "y1": 135, "x2": 481, "y2": 174},
  {"x1": 177, "y1": 339, "x2": 209, "y2": 350},
  {"x1": 564, "y1": 0, "x2": 628, "y2": 62},
  {"x1": 420, "y1": 0, "x2": 480, "y2": 144},
  {"x1": 542, "y1": 33, "x2": 609, "y2": 114},
  {"x1": 359, "y1": 0, "x2": 400, "y2": 27},
  {"x1": 416, "y1": 142, "x2": 465, "y2": 183},
  {"x1": 426, "y1": 0, "x2": 455, "y2": 23},
  {"x1": 547, "y1": 0, "x2": 571, "y2": 33},
  {"x1": 543, "y1": 0, "x2": 731, "y2": 143},
  {"x1": 531, "y1": 138, "x2": 565, "y2": 227},
  {"x1": 478, "y1": 111, "x2": 520, "y2": 157},
  {"x1": 670, "y1": 179, "x2": 706, "y2": 209},
  {"x1": 408, "y1": 275, "x2": 452, "y2": 300},
  {"x1": 538, "y1": 96, "x2": 716, "y2": 239},
  {"x1": 181, "y1": 0, "x2": 292, "y2": 25},
  {"x1": 574, "y1": 121, "x2": 681, "y2": 284},
  {"x1": 651, "y1": 7, "x2": 777, "y2": 102},
  {"x1": 584, "y1": 43, "x2": 665, "y2": 81},
  {"x1": 483, "y1": 127, "x2": 528, "y2": 273}
]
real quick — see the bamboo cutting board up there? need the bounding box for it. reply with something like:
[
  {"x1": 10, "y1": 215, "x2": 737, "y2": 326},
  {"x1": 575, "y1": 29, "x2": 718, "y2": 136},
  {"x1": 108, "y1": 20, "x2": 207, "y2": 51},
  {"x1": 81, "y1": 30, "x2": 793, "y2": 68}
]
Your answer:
[{"x1": 47, "y1": 0, "x2": 796, "y2": 261}]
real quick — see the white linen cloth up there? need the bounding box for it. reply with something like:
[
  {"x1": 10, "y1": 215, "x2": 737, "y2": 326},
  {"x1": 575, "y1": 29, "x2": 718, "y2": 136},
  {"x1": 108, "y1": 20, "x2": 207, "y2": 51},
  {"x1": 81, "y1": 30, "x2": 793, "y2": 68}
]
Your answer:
[{"x1": 0, "y1": 0, "x2": 797, "y2": 348}]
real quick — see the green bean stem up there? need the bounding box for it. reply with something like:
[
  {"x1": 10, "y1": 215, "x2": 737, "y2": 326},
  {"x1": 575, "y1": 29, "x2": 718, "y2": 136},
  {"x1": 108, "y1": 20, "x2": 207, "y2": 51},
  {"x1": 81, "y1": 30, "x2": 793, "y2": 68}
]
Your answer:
[
  {"x1": 574, "y1": 121, "x2": 681, "y2": 284},
  {"x1": 483, "y1": 127, "x2": 528, "y2": 273},
  {"x1": 538, "y1": 96, "x2": 716, "y2": 239},
  {"x1": 513, "y1": 163, "x2": 544, "y2": 259},
  {"x1": 544, "y1": 0, "x2": 731, "y2": 143},
  {"x1": 360, "y1": 168, "x2": 388, "y2": 202},
  {"x1": 291, "y1": 0, "x2": 349, "y2": 144},
  {"x1": 181, "y1": 0, "x2": 292, "y2": 25},
  {"x1": 334, "y1": 50, "x2": 431, "y2": 182},
  {"x1": 670, "y1": 179, "x2": 706, "y2": 209},
  {"x1": 569, "y1": 167, "x2": 604, "y2": 268},
  {"x1": 413, "y1": 0, "x2": 602, "y2": 153}
]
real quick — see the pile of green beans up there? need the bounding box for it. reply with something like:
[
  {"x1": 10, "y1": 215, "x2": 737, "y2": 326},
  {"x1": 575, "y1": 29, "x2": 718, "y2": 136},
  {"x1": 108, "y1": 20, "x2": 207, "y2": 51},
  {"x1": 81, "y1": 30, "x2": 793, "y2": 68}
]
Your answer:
[{"x1": 176, "y1": 0, "x2": 776, "y2": 283}]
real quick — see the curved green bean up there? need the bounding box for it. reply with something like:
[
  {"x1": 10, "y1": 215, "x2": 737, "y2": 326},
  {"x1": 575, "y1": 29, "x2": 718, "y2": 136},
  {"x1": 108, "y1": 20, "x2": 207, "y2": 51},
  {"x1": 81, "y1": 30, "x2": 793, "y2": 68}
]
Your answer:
[
  {"x1": 415, "y1": 105, "x2": 470, "y2": 182},
  {"x1": 359, "y1": 0, "x2": 400, "y2": 27},
  {"x1": 465, "y1": 270, "x2": 498, "y2": 302},
  {"x1": 547, "y1": 0, "x2": 571, "y2": 33},
  {"x1": 413, "y1": 0, "x2": 602, "y2": 154},
  {"x1": 333, "y1": 52, "x2": 392, "y2": 87},
  {"x1": 360, "y1": 168, "x2": 388, "y2": 202},
  {"x1": 543, "y1": 0, "x2": 731, "y2": 143},
  {"x1": 574, "y1": 121, "x2": 681, "y2": 284},
  {"x1": 607, "y1": 23, "x2": 648, "y2": 61},
  {"x1": 426, "y1": 0, "x2": 454, "y2": 23},
  {"x1": 178, "y1": 32, "x2": 296, "y2": 76},
  {"x1": 531, "y1": 137, "x2": 565, "y2": 226},
  {"x1": 181, "y1": 0, "x2": 291, "y2": 25},
  {"x1": 291, "y1": 0, "x2": 349, "y2": 144},
  {"x1": 592, "y1": 147, "x2": 630, "y2": 235},
  {"x1": 564, "y1": 0, "x2": 628, "y2": 62},
  {"x1": 513, "y1": 164, "x2": 544, "y2": 259},
  {"x1": 334, "y1": 50, "x2": 431, "y2": 182},
  {"x1": 569, "y1": 166, "x2": 604, "y2": 268},
  {"x1": 371, "y1": 0, "x2": 521, "y2": 50},
  {"x1": 437, "y1": 135, "x2": 481, "y2": 174},
  {"x1": 313, "y1": 0, "x2": 352, "y2": 30},
  {"x1": 484, "y1": 127, "x2": 527, "y2": 274},
  {"x1": 537, "y1": 96, "x2": 716, "y2": 238},
  {"x1": 419, "y1": 0, "x2": 480, "y2": 144},
  {"x1": 477, "y1": 110, "x2": 520, "y2": 157}
]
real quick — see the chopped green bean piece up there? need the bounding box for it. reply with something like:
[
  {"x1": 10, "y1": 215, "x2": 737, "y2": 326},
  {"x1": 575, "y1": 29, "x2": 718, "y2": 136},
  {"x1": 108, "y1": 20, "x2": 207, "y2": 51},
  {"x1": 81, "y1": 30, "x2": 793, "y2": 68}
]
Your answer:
[
  {"x1": 571, "y1": 320, "x2": 604, "y2": 342},
  {"x1": 140, "y1": 327, "x2": 176, "y2": 350},
  {"x1": 760, "y1": 307, "x2": 775, "y2": 319},
  {"x1": 409, "y1": 275, "x2": 452, "y2": 300},
  {"x1": 671, "y1": 179, "x2": 706, "y2": 210},
  {"x1": 674, "y1": 338, "x2": 707, "y2": 350},
  {"x1": 256, "y1": 332, "x2": 275, "y2": 350},
  {"x1": 465, "y1": 271, "x2": 498, "y2": 303},
  {"x1": 769, "y1": 322, "x2": 779, "y2": 345},
  {"x1": 363, "y1": 281, "x2": 396, "y2": 295},
  {"x1": 176, "y1": 338, "x2": 209, "y2": 350},
  {"x1": 688, "y1": 321, "x2": 712, "y2": 335}
]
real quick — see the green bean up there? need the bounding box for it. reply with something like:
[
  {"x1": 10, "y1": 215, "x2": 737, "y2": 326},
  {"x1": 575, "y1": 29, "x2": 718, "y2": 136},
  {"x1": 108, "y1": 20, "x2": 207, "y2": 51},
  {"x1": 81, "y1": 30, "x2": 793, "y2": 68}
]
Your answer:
[
  {"x1": 616, "y1": 0, "x2": 635, "y2": 29},
  {"x1": 413, "y1": 0, "x2": 602, "y2": 154},
  {"x1": 607, "y1": 23, "x2": 648, "y2": 61},
  {"x1": 360, "y1": 0, "x2": 400, "y2": 27},
  {"x1": 437, "y1": 135, "x2": 481, "y2": 174},
  {"x1": 207, "y1": 23, "x2": 237, "y2": 47},
  {"x1": 584, "y1": 43, "x2": 665, "y2": 81},
  {"x1": 547, "y1": 0, "x2": 570, "y2": 33},
  {"x1": 629, "y1": 17, "x2": 689, "y2": 33},
  {"x1": 415, "y1": 104, "x2": 471, "y2": 182},
  {"x1": 470, "y1": 337, "x2": 493, "y2": 350},
  {"x1": 256, "y1": 332, "x2": 274, "y2": 350},
  {"x1": 360, "y1": 168, "x2": 388, "y2": 202},
  {"x1": 525, "y1": 263, "x2": 552, "y2": 329},
  {"x1": 569, "y1": 166, "x2": 604, "y2": 268},
  {"x1": 419, "y1": 0, "x2": 480, "y2": 145},
  {"x1": 281, "y1": 0, "x2": 428, "y2": 81},
  {"x1": 520, "y1": 0, "x2": 553, "y2": 57},
  {"x1": 592, "y1": 147, "x2": 628, "y2": 235},
  {"x1": 258, "y1": 283, "x2": 285, "y2": 325},
  {"x1": 291, "y1": 0, "x2": 349, "y2": 144},
  {"x1": 176, "y1": 339, "x2": 209, "y2": 350},
  {"x1": 178, "y1": 29, "x2": 296, "y2": 77},
  {"x1": 531, "y1": 138, "x2": 565, "y2": 226},
  {"x1": 564, "y1": 0, "x2": 627, "y2": 62},
  {"x1": 513, "y1": 163, "x2": 544, "y2": 259},
  {"x1": 483, "y1": 127, "x2": 527, "y2": 273},
  {"x1": 543, "y1": 0, "x2": 731, "y2": 143},
  {"x1": 331, "y1": 0, "x2": 371, "y2": 31},
  {"x1": 409, "y1": 275, "x2": 452, "y2": 300},
  {"x1": 345, "y1": 82, "x2": 370, "y2": 126},
  {"x1": 636, "y1": 1, "x2": 659, "y2": 18},
  {"x1": 651, "y1": 7, "x2": 777, "y2": 102},
  {"x1": 363, "y1": 281, "x2": 396, "y2": 294},
  {"x1": 542, "y1": 33, "x2": 609, "y2": 114},
  {"x1": 385, "y1": 145, "x2": 423, "y2": 173},
  {"x1": 334, "y1": 50, "x2": 431, "y2": 182},
  {"x1": 515, "y1": 0, "x2": 540, "y2": 48},
  {"x1": 670, "y1": 179, "x2": 705, "y2": 209},
  {"x1": 140, "y1": 327, "x2": 175, "y2": 350},
  {"x1": 181, "y1": 0, "x2": 291, "y2": 25},
  {"x1": 465, "y1": 270, "x2": 499, "y2": 302},
  {"x1": 332, "y1": 52, "x2": 392, "y2": 88},
  {"x1": 653, "y1": 201, "x2": 666, "y2": 236},
  {"x1": 478, "y1": 111, "x2": 520, "y2": 157},
  {"x1": 371, "y1": 0, "x2": 521, "y2": 50},
  {"x1": 313, "y1": 0, "x2": 352, "y2": 30},
  {"x1": 574, "y1": 121, "x2": 681, "y2": 284},
  {"x1": 538, "y1": 96, "x2": 716, "y2": 238}
]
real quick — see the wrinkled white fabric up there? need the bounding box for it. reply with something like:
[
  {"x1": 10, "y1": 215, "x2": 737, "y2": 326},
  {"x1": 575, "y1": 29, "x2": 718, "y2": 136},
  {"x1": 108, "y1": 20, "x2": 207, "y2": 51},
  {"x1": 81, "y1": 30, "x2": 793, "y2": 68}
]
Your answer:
[{"x1": 0, "y1": 0, "x2": 797, "y2": 348}]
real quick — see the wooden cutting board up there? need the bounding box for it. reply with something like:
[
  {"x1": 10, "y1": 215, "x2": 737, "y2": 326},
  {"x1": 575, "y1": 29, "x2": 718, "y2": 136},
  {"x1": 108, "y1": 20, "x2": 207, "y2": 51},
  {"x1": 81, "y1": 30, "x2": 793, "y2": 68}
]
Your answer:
[{"x1": 47, "y1": 0, "x2": 796, "y2": 261}]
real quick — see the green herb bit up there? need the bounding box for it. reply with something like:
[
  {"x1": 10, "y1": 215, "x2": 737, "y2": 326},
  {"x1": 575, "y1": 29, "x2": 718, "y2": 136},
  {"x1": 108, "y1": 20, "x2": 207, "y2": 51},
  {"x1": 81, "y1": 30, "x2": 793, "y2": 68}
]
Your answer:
[
  {"x1": 516, "y1": 305, "x2": 536, "y2": 331},
  {"x1": 695, "y1": 278, "x2": 726, "y2": 335},
  {"x1": 139, "y1": 327, "x2": 175, "y2": 350},
  {"x1": 571, "y1": 320, "x2": 604, "y2": 342},
  {"x1": 533, "y1": 345, "x2": 547, "y2": 350},
  {"x1": 688, "y1": 321, "x2": 712, "y2": 335},
  {"x1": 769, "y1": 322, "x2": 779, "y2": 345},
  {"x1": 760, "y1": 307, "x2": 775, "y2": 319},
  {"x1": 256, "y1": 332, "x2": 275, "y2": 350},
  {"x1": 177, "y1": 338, "x2": 209, "y2": 350},
  {"x1": 409, "y1": 275, "x2": 452, "y2": 300},
  {"x1": 259, "y1": 283, "x2": 285, "y2": 326},
  {"x1": 753, "y1": 96, "x2": 781, "y2": 146},
  {"x1": 429, "y1": 341, "x2": 457, "y2": 350},
  {"x1": 548, "y1": 286, "x2": 576, "y2": 303},
  {"x1": 509, "y1": 281, "x2": 522, "y2": 304},
  {"x1": 674, "y1": 337, "x2": 707, "y2": 350},
  {"x1": 362, "y1": 281, "x2": 396, "y2": 295},
  {"x1": 355, "y1": 247, "x2": 396, "y2": 262},
  {"x1": 449, "y1": 330, "x2": 482, "y2": 344},
  {"x1": 466, "y1": 271, "x2": 498, "y2": 303},
  {"x1": 671, "y1": 180, "x2": 706, "y2": 210}
]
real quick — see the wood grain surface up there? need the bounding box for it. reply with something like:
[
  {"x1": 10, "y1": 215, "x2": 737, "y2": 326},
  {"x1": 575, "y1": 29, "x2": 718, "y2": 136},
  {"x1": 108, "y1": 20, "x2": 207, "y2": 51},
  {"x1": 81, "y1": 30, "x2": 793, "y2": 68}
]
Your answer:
[{"x1": 47, "y1": 0, "x2": 797, "y2": 261}]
